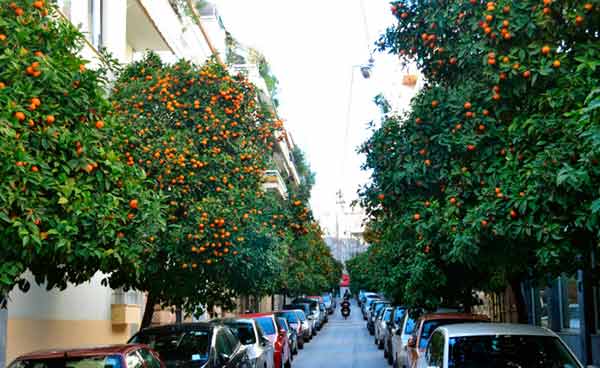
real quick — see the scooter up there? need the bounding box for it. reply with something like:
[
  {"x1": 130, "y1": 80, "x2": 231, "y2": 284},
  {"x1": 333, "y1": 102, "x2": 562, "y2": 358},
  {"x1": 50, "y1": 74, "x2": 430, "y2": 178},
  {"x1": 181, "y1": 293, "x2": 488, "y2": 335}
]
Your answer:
[{"x1": 341, "y1": 307, "x2": 351, "y2": 319}]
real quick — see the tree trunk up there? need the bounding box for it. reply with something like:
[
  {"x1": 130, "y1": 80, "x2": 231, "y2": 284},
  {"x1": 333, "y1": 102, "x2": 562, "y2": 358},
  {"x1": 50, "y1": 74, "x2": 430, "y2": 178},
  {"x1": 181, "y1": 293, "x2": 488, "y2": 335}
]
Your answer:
[
  {"x1": 510, "y1": 279, "x2": 528, "y2": 324},
  {"x1": 141, "y1": 293, "x2": 157, "y2": 330}
]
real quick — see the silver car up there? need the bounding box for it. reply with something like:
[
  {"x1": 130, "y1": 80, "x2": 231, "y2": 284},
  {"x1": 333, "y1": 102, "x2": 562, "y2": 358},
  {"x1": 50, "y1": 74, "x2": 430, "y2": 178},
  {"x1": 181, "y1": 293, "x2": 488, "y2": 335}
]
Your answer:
[
  {"x1": 224, "y1": 318, "x2": 274, "y2": 368},
  {"x1": 374, "y1": 306, "x2": 393, "y2": 350},
  {"x1": 392, "y1": 309, "x2": 419, "y2": 368},
  {"x1": 415, "y1": 323, "x2": 585, "y2": 368}
]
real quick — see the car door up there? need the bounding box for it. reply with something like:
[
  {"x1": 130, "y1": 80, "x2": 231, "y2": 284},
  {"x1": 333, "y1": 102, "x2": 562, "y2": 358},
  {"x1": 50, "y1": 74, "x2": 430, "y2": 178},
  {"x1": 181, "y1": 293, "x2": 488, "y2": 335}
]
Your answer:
[
  {"x1": 422, "y1": 331, "x2": 444, "y2": 368},
  {"x1": 255, "y1": 322, "x2": 274, "y2": 368},
  {"x1": 224, "y1": 327, "x2": 249, "y2": 368}
]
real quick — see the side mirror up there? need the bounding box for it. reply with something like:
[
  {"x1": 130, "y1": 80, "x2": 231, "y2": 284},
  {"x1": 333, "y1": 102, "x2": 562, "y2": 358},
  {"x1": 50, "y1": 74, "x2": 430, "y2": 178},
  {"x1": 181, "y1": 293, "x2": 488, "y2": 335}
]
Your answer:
[
  {"x1": 218, "y1": 352, "x2": 230, "y2": 366},
  {"x1": 395, "y1": 328, "x2": 402, "y2": 336},
  {"x1": 407, "y1": 335, "x2": 417, "y2": 348},
  {"x1": 261, "y1": 336, "x2": 270, "y2": 347}
]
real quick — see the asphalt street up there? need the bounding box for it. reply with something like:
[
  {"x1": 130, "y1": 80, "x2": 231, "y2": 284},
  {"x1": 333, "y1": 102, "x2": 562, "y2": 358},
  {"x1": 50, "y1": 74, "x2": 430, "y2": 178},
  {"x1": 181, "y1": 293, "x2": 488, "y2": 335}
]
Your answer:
[{"x1": 293, "y1": 300, "x2": 388, "y2": 368}]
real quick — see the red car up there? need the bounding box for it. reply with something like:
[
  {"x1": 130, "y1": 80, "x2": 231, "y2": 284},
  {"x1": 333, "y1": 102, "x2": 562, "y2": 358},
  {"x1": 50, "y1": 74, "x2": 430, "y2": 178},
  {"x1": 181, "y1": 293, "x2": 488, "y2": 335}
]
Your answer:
[
  {"x1": 8, "y1": 344, "x2": 163, "y2": 368},
  {"x1": 240, "y1": 313, "x2": 292, "y2": 368}
]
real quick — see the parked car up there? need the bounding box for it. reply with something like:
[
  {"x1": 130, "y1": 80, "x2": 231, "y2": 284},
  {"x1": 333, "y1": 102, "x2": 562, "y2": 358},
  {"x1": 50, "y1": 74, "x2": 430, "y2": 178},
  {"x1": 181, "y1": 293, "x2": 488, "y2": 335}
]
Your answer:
[
  {"x1": 129, "y1": 322, "x2": 251, "y2": 368},
  {"x1": 275, "y1": 310, "x2": 305, "y2": 349},
  {"x1": 284, "y1": 303, "x2": 317, "y2": 336},
  {"x1": 392, "y1": 309, "x2": 422, "y2": 368},
  {"x1": 318, "y1": 303, "x2": 328, "y2": 324},
  {"x1": 375, "y1": 306, "x2": 393, "y2": 349},
  {"x1": 322, "y1": 293, "x2": 334, "y2": 314},
  {"x1": 405, "y1": 313, "x2": 490, "y2": 368},
  {"x1": 284, "y1": 304, "x2": 313, "y2": 339},
  {"x1": 367, "y1": 300, "x2": 390, "y2": 335},
  {"x1": 291, "y1": 298, "x2": 321, "y2": 332},
  {"x1": 222, "y1": 318, "x2": 274, "y2": 368},
  {"x1": 8, "y1": 345, "x2": 164, "y2": 368},
  {"x1": 415, "y1": 323, "x2": 585, "y2": 368},
  {"x1": 362, "y1": 294, "x2": 381, "y2": 319},
  {"x1": 384, "y1": 306, "x2": 406, "y2": 365},
  {"x1": 240, "y1": 313, "x2": 292, "y2": 368},
  {"x1": 276, "y1": 317, "x2": 298, "y2": 357}
]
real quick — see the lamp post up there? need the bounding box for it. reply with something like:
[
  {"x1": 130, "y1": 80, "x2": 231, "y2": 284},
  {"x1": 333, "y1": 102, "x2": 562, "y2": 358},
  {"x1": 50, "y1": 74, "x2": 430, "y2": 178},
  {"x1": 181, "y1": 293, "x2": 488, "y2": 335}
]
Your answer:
[{"x1": 336, "y1": 60, "x2": 373, "y2": 262}]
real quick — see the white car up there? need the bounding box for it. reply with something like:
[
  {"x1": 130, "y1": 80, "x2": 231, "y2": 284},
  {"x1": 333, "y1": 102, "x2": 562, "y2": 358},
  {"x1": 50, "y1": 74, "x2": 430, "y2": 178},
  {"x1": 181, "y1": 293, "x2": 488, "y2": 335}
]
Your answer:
[
  {"x1": 374, "y1": 307, "x2": 393, "y2": 349},
  {"x1": 224, "y1": 318, "x2": 274, "y2": 368},
  {"x1": 392, "y1": 310, "x2": 419, "y2": 368},
  {"x1": 415, "y1": 323, "x2": 585, "y2": 368}
]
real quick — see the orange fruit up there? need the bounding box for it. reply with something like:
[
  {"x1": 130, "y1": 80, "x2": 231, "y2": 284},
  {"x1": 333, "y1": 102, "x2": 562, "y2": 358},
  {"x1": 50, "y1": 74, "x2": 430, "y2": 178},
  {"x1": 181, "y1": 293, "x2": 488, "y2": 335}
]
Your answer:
[
  {"x1": 0, "y1": 34, "x2": 6, "y2": 41},
  {"x1": 464, "y1": 102, "x2": 472, "y2": 110},
  {"x1": 14, "y1": 111, "x2": 25, "y2": 121},
  {"x1": 45, "y1": 115, "x2": 55, "y2": 124},
  {"x1": 95, "y1": 120, "x2": 105, "y2": 129},
  {"x1": 33, "y1": 1, "x2": 43, "y2": 9},
  {"x1": 129, "y1": 199, "x2": 139, "y2": 209},
  {"x1": 541, "y1": 45, "x2": 551, "y2": 55}
]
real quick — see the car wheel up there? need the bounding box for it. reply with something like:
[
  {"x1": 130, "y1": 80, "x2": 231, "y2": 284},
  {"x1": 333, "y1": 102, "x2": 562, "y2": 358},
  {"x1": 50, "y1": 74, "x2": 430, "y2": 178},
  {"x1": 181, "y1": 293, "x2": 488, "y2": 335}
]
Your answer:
[
  {"x1": 378, "y1": 338, "x2": 384, "y2": 350},
  {"x1": 284, "y1": 356, "x2": 292, "y2": 368},
  {"x1": 387, "y1": 349, "x2": 393, "y2": 365}
]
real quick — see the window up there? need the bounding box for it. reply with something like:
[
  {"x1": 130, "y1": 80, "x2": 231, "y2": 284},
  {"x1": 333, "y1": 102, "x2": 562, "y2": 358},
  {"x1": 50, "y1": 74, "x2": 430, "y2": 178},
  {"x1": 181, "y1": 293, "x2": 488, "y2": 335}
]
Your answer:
[
  {"x1": 383, "y1": 308, "x2": 392, "y2": 322},
  {"x1": 393, "y1": 307, "x2": 406, "y2": 326},
  {"x1": 560, "y1": 276, "x2": 580, "y2": 330},
  {"x1": 447, "y1": 335, "x2": 581, "y2": 367},
  {"x1": 539, "y1": 288, "x2": 550, "y2": 328},
  {"x1": 216, "y1": 330, "x2": 234, "y2": 356},
  {"x1": 130, "y1": 329, "x2": 210, "y2": 365},
  {"x1": 87, "y1": 0, "x2": 103, "y2": 48},
  {"x1": 137, "y1": 350, "x2": 160, "y2": 368},
  {"x1": 227, "y1": 322, "x2": 256, "y2": 345},
  {"x1": 9, "y1": 356, "x2": 122, "y2": 368},
  {"x1": 427, "y1": 331, "x2": 444, "y2": 367},
  {"x1": 125, "y1": 352, "x2": 143, "y2": 368},
  {"x1": 256, "y1": 317, "x2": 276, "y2": 335},
  {"x1": 223, "y1": 328, "x2": 240, "y2": 353},
  {"x1": 404, "y1": 316, "x2": 417, "y2": 335}
]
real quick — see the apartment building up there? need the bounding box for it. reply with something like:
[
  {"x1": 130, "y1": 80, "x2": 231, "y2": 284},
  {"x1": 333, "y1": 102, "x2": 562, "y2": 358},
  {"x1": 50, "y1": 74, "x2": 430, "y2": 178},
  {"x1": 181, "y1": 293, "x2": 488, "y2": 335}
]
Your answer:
[{"x1": 2, "y1": 1, "x2": 300, "y2": 367}]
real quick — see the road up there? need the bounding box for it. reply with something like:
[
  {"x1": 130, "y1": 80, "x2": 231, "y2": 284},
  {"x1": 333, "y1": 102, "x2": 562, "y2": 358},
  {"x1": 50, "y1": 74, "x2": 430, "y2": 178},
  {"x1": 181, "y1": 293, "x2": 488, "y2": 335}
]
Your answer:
[{"x1": 293, "y1": 300, "x2": 388, "y2": 368}]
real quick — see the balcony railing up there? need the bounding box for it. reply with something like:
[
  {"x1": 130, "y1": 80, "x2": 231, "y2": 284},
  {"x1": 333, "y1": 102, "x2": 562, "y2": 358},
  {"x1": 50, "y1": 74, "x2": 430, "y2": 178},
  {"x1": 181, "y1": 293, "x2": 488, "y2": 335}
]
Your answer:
[{"x1": 263, "y1": 170, "x2": 288, "y2": 199}]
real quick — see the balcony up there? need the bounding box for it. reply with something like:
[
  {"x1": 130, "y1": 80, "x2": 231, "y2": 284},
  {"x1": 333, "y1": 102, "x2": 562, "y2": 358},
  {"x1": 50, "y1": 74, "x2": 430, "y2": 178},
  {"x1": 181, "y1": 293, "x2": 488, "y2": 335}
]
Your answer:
[{"x1": 263, "y1": 170, "x2": 288, "y2": 199}]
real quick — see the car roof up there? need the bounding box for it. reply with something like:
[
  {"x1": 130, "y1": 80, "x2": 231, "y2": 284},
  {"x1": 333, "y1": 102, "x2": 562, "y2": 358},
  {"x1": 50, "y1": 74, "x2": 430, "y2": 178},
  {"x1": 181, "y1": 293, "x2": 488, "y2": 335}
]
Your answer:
[
  {"x1": 239, "y1": 312, "x2": 274, "y2": 319},
  {"x1": 137, "y1": 322, "x2": 214, "y2": 335},
  {"x1": 419, "y1": 313, "x2": 489, "y2": 322},
  {"x1": 439, "y1": 323, "x2": 559, "y2": 338},
  {"x1": 15, "y1": 345, "x2": 143, "y2": 360}
]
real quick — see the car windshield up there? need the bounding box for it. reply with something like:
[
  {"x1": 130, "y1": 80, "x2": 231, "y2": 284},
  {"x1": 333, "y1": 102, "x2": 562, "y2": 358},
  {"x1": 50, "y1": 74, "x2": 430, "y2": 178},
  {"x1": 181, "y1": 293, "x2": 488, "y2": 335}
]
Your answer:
[
  {"x1": 374, "y1": 303, "x2": 388, "y2": 315},
  {"x1": 448, "y1": 335, "x2": 581, "y2": 368},
  {"x1": 226, "y1": 322, "x2": 256, "y2": 345},
  {"x1": 420, "y1": 320, "x2": 481, "y2": 350},
  {"x1": 394, "y1": 308, "x2": 406, "y2": 324},
  {"x1": 323, "y1": 296, "x2": 331, "y2": 302},
  {"x1": 383, "y1": 309, "x2": 392, "y2": 322},
  {"x1": 10, "y1": 356, "x2": 122, "y2": 368},
  {"x1": 277, "y1": 318, "x2": 289, "y2": 331},
  {"x1": 404, "y1": 317, "x2": 417, "y2": 335},
  {"x1": 277, "y1": 312, "x2": 299, "y2": 323},
  {"x1": 131, "y1": 329, "x2": 210, "y2": 366},
  {"x1": 256, "y1": 317, "x2": 276, "y2": 335},
  {"x1": 296, "y1": 311, "x2": 306, "y2": 321}
]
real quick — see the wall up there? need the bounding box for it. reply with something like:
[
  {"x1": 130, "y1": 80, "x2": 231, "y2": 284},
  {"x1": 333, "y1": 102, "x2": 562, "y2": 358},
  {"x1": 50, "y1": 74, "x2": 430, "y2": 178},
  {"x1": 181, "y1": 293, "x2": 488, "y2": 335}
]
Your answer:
[{"x1": 5, "y1": 273, "x2": 141, "y2": 365}]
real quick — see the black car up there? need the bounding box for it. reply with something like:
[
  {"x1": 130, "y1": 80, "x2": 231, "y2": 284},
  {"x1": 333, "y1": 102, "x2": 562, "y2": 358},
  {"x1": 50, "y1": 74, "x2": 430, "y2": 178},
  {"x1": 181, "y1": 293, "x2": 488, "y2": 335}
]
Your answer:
[{"x1": 129, "y1": 322, "x2": 251, "y2": 368}]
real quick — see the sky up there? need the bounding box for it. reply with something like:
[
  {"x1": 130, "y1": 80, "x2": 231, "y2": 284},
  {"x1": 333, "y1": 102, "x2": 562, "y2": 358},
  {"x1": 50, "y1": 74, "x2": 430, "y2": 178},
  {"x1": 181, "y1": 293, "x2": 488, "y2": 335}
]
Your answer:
[{"x1": 213, "y1": 0, "x2": 415, "y2": 236}]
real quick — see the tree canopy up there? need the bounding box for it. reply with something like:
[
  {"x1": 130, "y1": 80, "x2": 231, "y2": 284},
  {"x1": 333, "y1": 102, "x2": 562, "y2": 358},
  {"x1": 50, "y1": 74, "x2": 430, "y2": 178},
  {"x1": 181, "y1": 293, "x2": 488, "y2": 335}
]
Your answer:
[{"x1": 354, "y1": 0, "x2": 600, "y2": 313}]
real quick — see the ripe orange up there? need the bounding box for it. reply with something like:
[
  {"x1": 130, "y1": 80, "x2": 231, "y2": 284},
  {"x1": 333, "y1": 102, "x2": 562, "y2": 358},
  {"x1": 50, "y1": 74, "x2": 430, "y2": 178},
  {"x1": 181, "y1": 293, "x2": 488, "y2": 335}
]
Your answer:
[
  {"x1": 45, "y1": 115, "x2": 55, "y2": 124},
  {"x1": 523, "y1": 70, "x2": 531, "y2": 78},
  {"x1": 0, "y1": 34, "x2": 6, "y2": 41},
  {"x1": 413, "y1": 213, "x2": 421, "y2": 221},
  {"x1": 0, "y1": 82, "x2": 5, "y2": 89},
  {"x1": 584, "y1": 3, "x2": 593, "y2": 11},
  {"x1": 378, "y1": 194, "x2": 385, "y2": 201},
  {"x1": 464, "y1": 102, "x2": 472, "y2": 110},
  {"x1": 14, "y1": 7, "x2": 24, "y2": 16},
  {"x1": 575, "y1": 15, "x2": 584, "y2": 25},
  {"x1": 431, "y1": 100, "x2": 439, "y2": 108},
  {"x1": 129, "y1": 199, "x2": 139, "y2": 209},
  {"x1": 33, "y1": 1, "x2": 44, "y2": 9},
  {"x1": 15, "y1": 111, "x2": 25, "y2": 121},
  {"x1": 541, "y1": 45, "x2": 551, "y2": 55},
  {"x1": 31, "y1": 165, "x2": 39, "y2": 172},
  {"x1": 95, "y1": 120, "x2": 105, "y2": 129},
  {"x1": 553, "y1": 60, "x2": 561, "y2": 68}
]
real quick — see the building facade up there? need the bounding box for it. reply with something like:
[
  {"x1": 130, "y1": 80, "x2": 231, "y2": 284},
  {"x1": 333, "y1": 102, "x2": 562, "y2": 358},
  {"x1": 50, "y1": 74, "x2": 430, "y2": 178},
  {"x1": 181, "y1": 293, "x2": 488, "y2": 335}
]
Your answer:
[{"x1": 2, "y1": 2, "x2": 300, "y2": 367}]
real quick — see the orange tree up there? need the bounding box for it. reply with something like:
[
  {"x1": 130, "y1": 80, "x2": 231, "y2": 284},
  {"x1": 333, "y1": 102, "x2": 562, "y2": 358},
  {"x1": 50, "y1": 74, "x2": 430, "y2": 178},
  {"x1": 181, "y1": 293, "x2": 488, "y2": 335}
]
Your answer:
[
  {"x1": 280, "y1": 148, "x2": 342, "y2": 296},
  {"x1": 359, "y1": 0, "x2": 600, "y2": 314},
  {"x1": 108, "y1": 53, "x2": 289, "y2": 324},
  {"x1": 0, "y1": 1, "x2": 162, "y2": 297}
]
